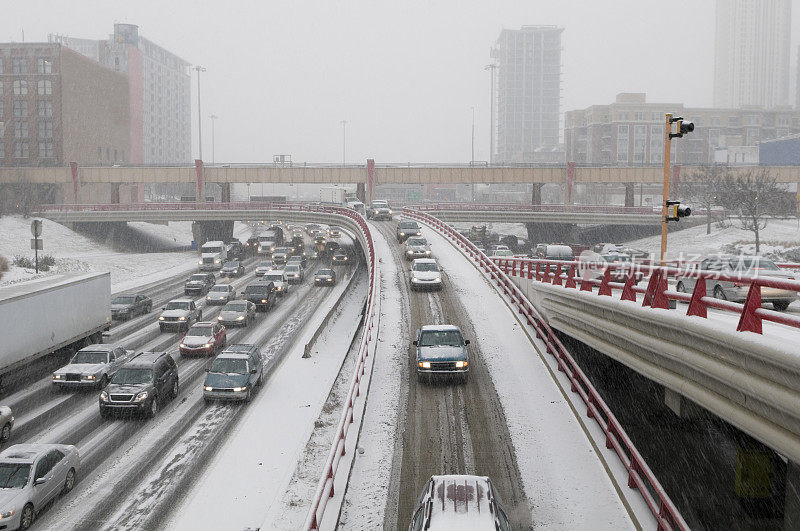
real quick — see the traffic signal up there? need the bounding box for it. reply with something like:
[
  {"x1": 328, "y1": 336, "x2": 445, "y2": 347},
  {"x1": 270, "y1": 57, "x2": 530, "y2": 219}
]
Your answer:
[
  {"x1": 669, "y1": 117, "x2": 694, "y2": 138},
  {"x1": 665, "y1": 200, "x2": 691, "y2": 222}
]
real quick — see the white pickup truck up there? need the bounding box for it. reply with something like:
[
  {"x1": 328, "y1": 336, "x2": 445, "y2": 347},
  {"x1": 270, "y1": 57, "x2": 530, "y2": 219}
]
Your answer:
[{"x1": 52, "y1": 343, "x2": 134, "y2": 389}]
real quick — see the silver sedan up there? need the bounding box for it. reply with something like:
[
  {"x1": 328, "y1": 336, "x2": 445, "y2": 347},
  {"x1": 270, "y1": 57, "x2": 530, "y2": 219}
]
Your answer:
[{"x1": 217, "y1": 300, "x2": 257, "y2": 327}]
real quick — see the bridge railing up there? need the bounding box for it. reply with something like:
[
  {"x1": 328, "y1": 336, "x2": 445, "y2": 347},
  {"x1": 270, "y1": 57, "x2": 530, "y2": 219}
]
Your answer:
[
  {"x1": 405, "y1": 202, "x2": 658, "y2": 214},
  {"x1": 36, "y1": 201, "x2": 327, "y2": 212},
  {"x1": 489, "y1": 257, "x2": 800, "y2": 335},
  {"x1": 402, "y1": 207, "x2": 688, "y2": 531}
]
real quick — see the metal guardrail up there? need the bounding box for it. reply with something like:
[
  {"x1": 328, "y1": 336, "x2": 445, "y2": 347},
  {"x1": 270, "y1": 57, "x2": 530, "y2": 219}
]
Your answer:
[
  {"x1": 402, "y1": 207, "x2": 688, "y2": 531},
  {"x1": 405, "y1": 202, "x2": 659, "y2": 215}
]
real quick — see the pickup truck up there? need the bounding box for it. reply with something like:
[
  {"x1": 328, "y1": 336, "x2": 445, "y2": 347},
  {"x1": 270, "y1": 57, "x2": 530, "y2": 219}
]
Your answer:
[{"x1": 52, "y1": 343, "x2": 134, "y2": 389}]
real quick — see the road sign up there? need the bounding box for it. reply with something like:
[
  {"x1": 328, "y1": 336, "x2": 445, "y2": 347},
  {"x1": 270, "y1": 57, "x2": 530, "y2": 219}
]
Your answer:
[
  {"x1": 30, "y1": 219, "x2": 42, "y2": 238},
  {"x1": 30, "y1": 239, "x2": 43, "y2": 250}
]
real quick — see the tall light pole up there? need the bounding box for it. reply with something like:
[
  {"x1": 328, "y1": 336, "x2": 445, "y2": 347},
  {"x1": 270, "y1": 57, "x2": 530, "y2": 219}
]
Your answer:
[
  {"x1": 194, "y1": 66, "x2": 206, "y2": 161},
  {"x1": 470, "y1": 106, "x2": 475, "y2": 164},
  {"x1": 210, "y1": 114, "x2": 218, "y2": 165},
  {"x1": 660, "y1": 114, "x2": 694, "y2": 263},
  {"x1": 484, "y1": 63, "x2": 498, "y2": 164},
  {"x1": 340, "y1": 120, "x2": 348, "y2": 165}
]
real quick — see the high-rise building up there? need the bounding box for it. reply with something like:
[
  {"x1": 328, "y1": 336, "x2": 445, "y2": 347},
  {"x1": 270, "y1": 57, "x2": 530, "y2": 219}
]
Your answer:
[
  {"x1": 491, "y1": 26, "x2": 563, "y2": 163},
  {"x1": 713, "y1": 0, "x2": 791, "y2": 109},
  {"x1": 0, "y1": 43, "x2": 130, "y2": 167},
  {"x1": 50, "y1": 24, "x2": 191, "y2": 164}
]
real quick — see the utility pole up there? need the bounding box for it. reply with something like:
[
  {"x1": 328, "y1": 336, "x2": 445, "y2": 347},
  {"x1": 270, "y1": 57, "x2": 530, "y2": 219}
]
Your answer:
[
  {"x1": 340, "y1": 120, "x2": 348, "y2": 165},
  {"x1": 210, "y1": 114, "x2": 218, "y2": 165},
  {"x1": 484, "y1": 63, "x2": 498, "y2": 163},
  {"x1": 194, "y1": 66, "x2": 206, "y2": 160},
  {"x1": 660, "y1": 113, "x2": 694, "y2": 263},
  {"x1": 471, "y1": 106, "x2": 475, "y2": 164}
]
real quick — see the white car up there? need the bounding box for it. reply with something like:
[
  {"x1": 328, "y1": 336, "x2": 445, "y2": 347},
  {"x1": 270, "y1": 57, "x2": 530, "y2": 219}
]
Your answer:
[
  {"x1": 51, "y1": 344, "x2": 133, "y2": 389},
  {"x1": 0, "y1": 444, "x2": 80, "y2": 531},
  {"x1": 262, "y1": 270, "x2": 290, "y2": 296},
  {"x1": 410, "y1": 258, "x2": 442, "y2": 291},
  {"x1": 284, "y1": 264, "x2": 304, "y2": 284},
  {"x1": 409, "y1": 475, "x2": 511, "y2": 530}
]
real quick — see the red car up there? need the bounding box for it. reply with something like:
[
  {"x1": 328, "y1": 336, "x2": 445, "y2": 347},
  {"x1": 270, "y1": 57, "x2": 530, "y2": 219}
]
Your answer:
[{"x1": 179, "y1": 322, "x2": 227, "y2": 357}]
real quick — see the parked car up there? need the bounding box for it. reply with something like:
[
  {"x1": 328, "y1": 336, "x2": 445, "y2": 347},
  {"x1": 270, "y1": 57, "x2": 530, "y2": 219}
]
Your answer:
[
  {"x1": 110, "y1": 293, "x2": 152, "y2": 321},
  {"x1": 205, "y1": 284, "x2": 236, "y2": 305},
  {"x1": 332, "y1": 248, "x2": 350, "y2": 265},
  {"x1": 287, "y1": 254, "x2": 307, "y2": 268},
  {"x1": 220, "y1": 260, "x2": 245, "y2": 278},
  {"x1": 158, "y1": 299, "x2": 202, "y2": 332},
  {"x1": 217, "y1": 301, "x2": 257, "y2": 327},
  {"x1": 184, "y1": 273, "x2": 216, "y2": 296},
  {"x1": 676, "y1": 255, "x2": 797, "y2": 311},
  {"x1": 262, "y1": 270, "x2": 289, "y2": 296},
  {"x1": 396, "y1": 220, "x2": 421, "y2": 242},
  {"x1": 410, "y1": 258, "x2": 442, "y2": 291},
  {"x1": 404, "y1": 237, "x2": 432, "y2": 260},
  {"x1": 203, "y1": 345, "x2": 264, "y2": 403},
  {"x1": 179, "y1": 322, "x2": 227, "y2": 357},
  {"x1": 409, "y1": 475, "x2": 512, "y2": 530},
  {"x1": 255, "y1": 260, "x2": 274, "y2": 276},
  {"x1": 0, "y1": 443, "x2": 80, "y2": 530},
  {"x1": 99, "y1": 351, "x2": 179, "y2": 419},
  {"x1": 314, "y1": 268, "x2": 337, "y2": 286},
  {"x1": 272, "y1": 247, "x2": 291, "y2": 265},
  {"x1": 284, "y1": 264, "x2": 304, "y2": 284},
  {"x1": 242, "y1": 281, "x2": 277, "y2": 311},
  {"x1": 0, "y1": 407, "x2": 14, "y2": 442},
  {"x1": 413, "y1": 325, "x2": 470, "y2": 383},
  {"x1": 52, "y1": 344, "x2": 133, "y2": 389}
]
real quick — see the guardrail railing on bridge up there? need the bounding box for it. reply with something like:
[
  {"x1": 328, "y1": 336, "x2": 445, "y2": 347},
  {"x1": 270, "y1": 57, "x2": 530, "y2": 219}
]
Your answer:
[
  {"x1": 405, "y1": 202, "x2": 658, "y2": 215},
  {"x1": 402, "y1": 207, "x2": 688, "y2": 531}
]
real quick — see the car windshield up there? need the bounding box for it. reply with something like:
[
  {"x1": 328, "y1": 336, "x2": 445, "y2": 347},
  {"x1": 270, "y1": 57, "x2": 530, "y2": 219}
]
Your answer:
[
  {"x1": 265, "y1": 274, "x2": 283, "y2": 282},
  {"x1": 186, "y1": 326, "x2": 212, "y2": 336},
  {"x1": 223, "y1": 302, "x2": 248, "y2": 312},
  {"x1": 112, "y1": 368, "x2": 153, "y2": 385},
  {"x1": 71, "y1": 350, "x2": 108, "y2": 364},
  {"x1": 209, "y1": 358, "x2": 248, "y2": 375},
  {"x1": 418, "y1": 331, "x2": 463, "y2": 347},
  {"x1": 334, "y1": 250, "x2": 346, "y2": 256},
  {"x1": 399, "y1": 222, "x2": 418, "y2": 229},
  {"x1": 189, "y1": 275, "x2": 206, "y2": 282},
  {"x1": 165, "y1": 301, "x2": 190, "y2": 310},
  {"x1": 285, "y1": 265, "x2": 300, "y2": 272},
  {"x1": 603, "y1": 255, "x2": 631, "y2": 262},
  {"x1": 0, "y1": 463, "x2": 30, "y2": 489},
  {"x1": 244, "y1": 285, "x2": 270, "y2": 294},
  {"x1": 224, "y1": 261, "x2": 239, "y2": 268},
  {"x1": 730, "y1": 258, "x2": 780, "y2": 271},
  {"x1": 407, "y1": 238, "x2": 427, "y2": 246},
  {"x1": 317, "y1": 269, "x2": 334, "y2": 276},
  {"x1": 413, "y1": 262, "x2": 439, "y2": 272},
  {"x1": 112, "y1": 296, "x2": 136, "y2": 305},
  {"x1": 209, "y1": 285, "x2": 229, "y2": 292},
  {"x1": 494, "y1": 250, "x2": 514, "y2": 256},
  {"x1": 257, "y1": 262, "x2": 273, "y2": 268}
]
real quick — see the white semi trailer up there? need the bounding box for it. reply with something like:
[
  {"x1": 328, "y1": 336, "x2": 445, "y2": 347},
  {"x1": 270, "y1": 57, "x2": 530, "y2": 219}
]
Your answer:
[{"x1": 0, "y1": 272, "x2": 111, "y2": 387}]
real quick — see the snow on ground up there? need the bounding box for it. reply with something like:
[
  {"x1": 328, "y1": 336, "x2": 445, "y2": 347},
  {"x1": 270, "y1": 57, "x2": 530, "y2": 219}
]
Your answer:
[
  {"x1": 419, "y1": 225, "x2": 643, "y2": 529},
  {"x1": 0, "y1": 216, "x2": 254, "y2": 290},
  {"x1": 626, "y1": 218, "x2": 800, "y2": 261},
  {"x1": 166, "y1": 266, "x2": 364, "y2": 531},
  {"x1": 338, "y1": 223, "x2": 408, "y2": 529}
]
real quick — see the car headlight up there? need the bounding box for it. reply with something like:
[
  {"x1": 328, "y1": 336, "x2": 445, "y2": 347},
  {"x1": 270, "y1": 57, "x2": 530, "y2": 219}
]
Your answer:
[
  {"x1": 232, "y1": 386, "x2": 247, "y2": 392},
  {"x1": 237, "y1": 316, "x2": 245, "y2": 320},
  {"x1": 433, "y1": 277, "x2": 441, "y2": 283},
  {"x1": 415, "y1": 231, "x2": 421, "y2": 235},
  {"x1": 203, "y1": 343, "x2": 212, "y2": 348},
  {"x1": 198, "y1": 260, "x2": 203, "y2": 265},
  {"x1": 100, "y1": 391, "x2": 109, "y2": 402},
  {"x1": 159, "y1": 316, "x2": 165, "y2": 321},
  {"x1": 262, "y1": 299, "x2": 268, "y2": 303},
  {"x1": 388, "y1": 210, "x2": 393, "y2": 214},
  {"x1": 407, "y1": 250, "x2": 413, "y2": 254},
  {"x1": 425, "y1": 250, "x2": 431, "y2": 254},
  {"x1": 52, "y1": 374, "x2": 62, "y2": 380},
  {"x1": 455, "y1": 361, "x2": 468, "y2": 368},
  {"x1": 178, "y1": 316, "x2": 186, "y2": 321},
  {"x1": 327, "y1": 278, "x2": 332, "y2": 282},
  {"x1": 218, "y1": 316, "x2": 224, "y2": 320},
  {"x1": 133, "y1": 391, "x2": 149, "y2": 402},
  {"x1": 0, "y1": 508, "x2": 15, "y2": 519},
  {"x1": 419, "y1": 361, "x2": 431, "y2": 369},
  {"x1": 204, "y1": 386, "x2": 214, "y2": 391},
  {"x1": 84, "y1": 374, "x2": 96, "y2": 380},
  {"x1": 206, "y1": 296, "x2": 212, "y2": 300}
]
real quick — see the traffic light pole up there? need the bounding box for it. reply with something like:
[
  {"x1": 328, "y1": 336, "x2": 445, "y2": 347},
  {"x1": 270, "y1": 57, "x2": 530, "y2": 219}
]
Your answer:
[{"x1": 660, "y1": 113, "x2": 672, "y2": 264}]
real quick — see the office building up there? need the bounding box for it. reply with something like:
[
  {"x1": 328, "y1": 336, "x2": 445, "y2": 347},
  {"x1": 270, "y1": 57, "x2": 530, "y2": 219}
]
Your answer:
[{"x1": 491, "y1": 26, "x2": 563, "y2": 163}]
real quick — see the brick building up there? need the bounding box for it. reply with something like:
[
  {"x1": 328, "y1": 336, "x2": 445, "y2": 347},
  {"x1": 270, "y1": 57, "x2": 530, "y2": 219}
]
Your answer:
[
  {"x1": 565, "y1": 93, "x2": 800, "y2": 166},
  {"x1": 0, "y1": 43, "x2": 130, "y2": 167}
]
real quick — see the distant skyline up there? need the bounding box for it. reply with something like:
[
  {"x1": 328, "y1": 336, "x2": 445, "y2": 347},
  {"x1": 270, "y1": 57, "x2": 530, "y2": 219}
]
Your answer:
[{"x1": 4, "y1": 1, "x2": 800, "y2": 164}]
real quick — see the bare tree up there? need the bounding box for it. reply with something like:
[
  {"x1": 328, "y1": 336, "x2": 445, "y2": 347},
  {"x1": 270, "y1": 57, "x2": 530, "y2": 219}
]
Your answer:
[
  {"x1": 718, "y1": 168, "x2": 786, "y2": 254},
  {"x1": 677, "y1": 164, "x2": 728, "y2": 235}
]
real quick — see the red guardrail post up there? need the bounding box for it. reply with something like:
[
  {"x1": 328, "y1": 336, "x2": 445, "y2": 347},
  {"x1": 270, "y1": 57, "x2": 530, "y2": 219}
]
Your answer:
[
  {"x1": 736, "y1": 283, "x2": 763, "y2": 334},
  {"x1": 686, "y1": 280, "x2": 708, "y2": 318}
]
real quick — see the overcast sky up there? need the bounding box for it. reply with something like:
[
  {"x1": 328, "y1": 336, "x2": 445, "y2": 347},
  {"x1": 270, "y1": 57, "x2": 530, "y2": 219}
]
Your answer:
[{"x1": 5, "y1": 1, "x2": 800, "y2": 164}]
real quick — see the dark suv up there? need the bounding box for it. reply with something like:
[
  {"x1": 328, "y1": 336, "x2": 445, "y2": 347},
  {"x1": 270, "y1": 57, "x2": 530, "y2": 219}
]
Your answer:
[
  {"x1": 185, "y1": 273, "x2": 216, "y2": 296},
  {"x1": 242, "y1": 281, "x2": 277, "y2": 311},
  {"x1": 99, "y1": 351, "x2": 179, "y2": 419}
]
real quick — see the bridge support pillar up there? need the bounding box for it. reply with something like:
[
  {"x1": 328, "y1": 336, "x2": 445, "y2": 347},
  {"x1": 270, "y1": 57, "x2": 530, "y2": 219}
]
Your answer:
[
  {"x1": 192, "y1": 220, "x2": 234, "y2": 247},
  {"x1": 531, "y1": 183, "x2": 543, "y2": 205},
  {"x1": 356, "y1": 183, "x2": 366, "y2": 203},
  {"x1": 111, "y1": 184, "x2": 120, "y2": 204},
  {"x1": 221, "y1": 183, "x2": 231, "y2": 203},
  {"x1": 525, "y1": 222, "x2": 578, "y2": 245},
  {"x1": 624, "y1": 182, "x2": 635, "y2": 207}
]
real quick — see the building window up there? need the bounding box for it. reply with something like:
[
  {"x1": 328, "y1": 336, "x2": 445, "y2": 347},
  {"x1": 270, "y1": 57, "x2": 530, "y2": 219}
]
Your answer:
[
  {"x1": 0, "y1": 101, "x2": 4, "y2": 116},
  {"x1": 38, "y1": 141, "x2": 53, "y2": 158},
  {"x1": 37, "y1": 58, "x2": 52, "y2": 74},
  {"x1": 98, "y1": 147, "x2": 102, "y2": 161},
  {"x1": 0, "y1": 81, "x2": 3, "y2": 97},
  {"x1": 114, "y1": 149, "x2": 118, "y2": 161},
  {"x1": 0, "y1": 58, "x2": 3, "y2": 74},
  {"x1": 710, "y1": 117, "x2": 721, "y2": 126},
  {"x1": 618, "y1": 124, "x2": 629, "y2": 137},
  {"x1": 38, "y1": 121, "x2": 52, "y2": 139},
  {"x1": 12, "y1": 100, "x2": 27, "y2": 118},
  {"x1": 634, "y1": 112, "x2": 645, "y2": 121},
  {"x1": 0, "y1": 142, "x2": 4, "y2": 158},
  {"x1": 37, "y1": 80, "x2": 52, "y2": 95},
  {"x1": 0, "y1": 122, "x2": 4, "y2": 137},
  {"x1": 14, "y1": 141, "x2": 28, "y2": 158},
  {"x1": 12, "y1": 80, "x2": 27, "y2": 95},
  {"x1": 13, "y1": 121, "x2": 28, "y2": 138},
  {"x1": 37, "y1": 101, "x2": 52, "y2": 117},
  {"x1": 11, "y1": 58, "x2": 26, "y2": 74}
]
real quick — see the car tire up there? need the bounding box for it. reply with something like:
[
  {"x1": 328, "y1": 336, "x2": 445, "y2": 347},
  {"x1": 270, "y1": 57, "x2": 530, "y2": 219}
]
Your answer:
[
  {"x1": 159, "y1": 325, "x2": 165, "y2": 333},
  {"x1": 171, "y1": 379, "x2": 179, "y2": 399},
  {"x1": 19, "y1": 503, "x2": 33, "y2": 531},
  {"x1": 773, "y1": 301, "x2": 790, "y2": 311},
  {"x1": 676, "y1": 281, "x2": 686, "y2": 293},
  {"x1": 1, "y1": 422, "x2": 10, "y2": 442},
  {"x1": 62, "y1": 467, "x2": 76, "y2": 495},
  {"x1": 257, "y1": 371, "x2": 263, "y2": 386},
  {"x1": 99, "y1": 408, "x2": 110, "y2": 420},
  {"x1": 148, "y1": 397, "x2": 159, "y2": 418},
  {"x1": 245, "y1": 388, "x2": 252, "y2": 402},
  {"x1": 713, "y1": 285, "x2": 727, "y2": 301}
]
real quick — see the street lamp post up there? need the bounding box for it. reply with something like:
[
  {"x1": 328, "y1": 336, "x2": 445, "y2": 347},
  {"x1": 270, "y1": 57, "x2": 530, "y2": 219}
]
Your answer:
[
  {"x1": 194, "y1": 66, "x2": 207, "y2": 161},
  {"x1": 484, "y1": 63, "x2": 498, "y2": 163},
  {"x1": 340, "y1": 120, "x2": 348, "y2": 165},
  {"x1": 210, "y1": 114, "x2": 218, "y2": 165}
]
